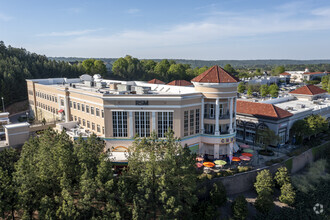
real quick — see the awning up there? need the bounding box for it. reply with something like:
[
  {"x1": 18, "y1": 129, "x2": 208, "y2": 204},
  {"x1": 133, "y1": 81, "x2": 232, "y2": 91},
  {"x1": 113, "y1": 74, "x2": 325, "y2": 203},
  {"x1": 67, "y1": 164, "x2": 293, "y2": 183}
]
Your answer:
[
  {"x1": 233, "y1": 143, "x2": 240, "y2": 152},
  {"x1": 58, "y1": 109, "x2": 64, "y2": 113}
]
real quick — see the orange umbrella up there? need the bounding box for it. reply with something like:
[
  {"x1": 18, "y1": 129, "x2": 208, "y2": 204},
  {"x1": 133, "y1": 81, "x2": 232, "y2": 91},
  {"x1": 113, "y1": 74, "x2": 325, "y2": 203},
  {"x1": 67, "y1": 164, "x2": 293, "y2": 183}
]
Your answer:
[
  {"x1": 232, "y1": 157, "x2": 241, "y2": 162},
  {"x1": 196, "y1": 157, "x2": 204, "y2": 162},
  {"x1": 196, "y1": 163, "x2": 203, "y2": 168},
  {"x1": 242, "y1": 153, "x2": 253, "y2": 157},
  {"x1": 203, "y1": 162, "x2": 215, "y2": 167}
]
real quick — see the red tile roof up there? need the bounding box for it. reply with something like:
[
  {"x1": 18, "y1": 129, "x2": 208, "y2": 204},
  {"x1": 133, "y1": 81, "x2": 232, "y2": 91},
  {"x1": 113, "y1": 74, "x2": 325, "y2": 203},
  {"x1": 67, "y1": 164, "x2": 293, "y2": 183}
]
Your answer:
[
  {"x1": 148, "y1": 78, "x2": 165, "y2": 84},
  {"x1": 280, "y1": 72, "x2": 291, "y2": 76},
  {"x1": 303, "y1": 71, "x2": 329, "y2": 75},
  {"x1": 236, "y1": 100, "x2": 293, "y2": 119},
  {"x1": 167, "y1": 80, "x2": 193, "y2": 86},
  {"x1": 289, "y1": 85, "x2": 327, "y2": 95},
  {"x1": 191, "y1": 65, "x2": 239, "y2": 83}
]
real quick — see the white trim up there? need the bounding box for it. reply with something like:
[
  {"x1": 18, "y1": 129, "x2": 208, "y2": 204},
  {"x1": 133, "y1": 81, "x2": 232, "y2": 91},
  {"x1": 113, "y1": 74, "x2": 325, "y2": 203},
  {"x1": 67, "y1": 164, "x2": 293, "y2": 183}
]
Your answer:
[
  {"x1": 7, "y1": 131, "x2": 29, "y2": 136},
  {"x1": 110, "y1": 109, "x2": 174, "y2": 113},
  {"x1": 102, "y1": 95, "x2": 201, "y2": 100},
  {"x1": 104, "y1": 103, "x2": 201, "y2": 109}
]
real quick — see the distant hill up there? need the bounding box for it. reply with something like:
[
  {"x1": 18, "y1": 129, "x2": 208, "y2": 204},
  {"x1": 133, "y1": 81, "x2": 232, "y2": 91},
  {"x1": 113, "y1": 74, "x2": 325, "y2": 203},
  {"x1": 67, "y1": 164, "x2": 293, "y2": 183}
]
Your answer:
[{"x1": 50, "y1": 57, "x2": 330, "y2": 69}]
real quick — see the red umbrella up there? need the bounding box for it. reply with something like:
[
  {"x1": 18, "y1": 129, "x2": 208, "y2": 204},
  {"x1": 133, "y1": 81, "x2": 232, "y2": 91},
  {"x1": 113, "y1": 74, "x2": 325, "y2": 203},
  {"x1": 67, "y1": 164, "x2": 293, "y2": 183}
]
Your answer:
[
  {"x1": 196, "y1": 156, "x2": 204, "y2": 162},
  {"x1": 195, "y1": 163, "x2": 203, "y2": 168},
  {"x1": 203, "y1": 162, "x2": 215, "y2": 167},
  {"x1": 242, "y1": 153, "x2": 253, "y2": 157},
  {"x1": 240, "y1": 144, "x2": 250, "y2": 149},
  {"x1": 232, "y1": 157, "x2": 241, "y2": 162},
  {"x1": 239, "y1": 155, "x2": 251, "y2": 161}
]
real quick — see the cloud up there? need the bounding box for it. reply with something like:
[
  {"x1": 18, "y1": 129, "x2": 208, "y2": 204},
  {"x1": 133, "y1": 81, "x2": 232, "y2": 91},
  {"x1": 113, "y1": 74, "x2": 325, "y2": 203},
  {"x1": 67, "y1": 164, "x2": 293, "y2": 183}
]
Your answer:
[
  {"x1": 63, "y1": 7, "x2": 83, "y2": 14},
  {"x1": 126, "y1": 8, "x2": 140, "y2": 14},
  {"x1": 36, "y1": 28, "x2": 104, "y2": 37},
  {"x1": 311, "y1": 7, "x2": 330, "y2": 16},
  {"x1": 30, "y1": 1, "x2": 330, "y2": 59},
  {"x1": 0, "y1": 12, "x2": 13, "y2": 21}
]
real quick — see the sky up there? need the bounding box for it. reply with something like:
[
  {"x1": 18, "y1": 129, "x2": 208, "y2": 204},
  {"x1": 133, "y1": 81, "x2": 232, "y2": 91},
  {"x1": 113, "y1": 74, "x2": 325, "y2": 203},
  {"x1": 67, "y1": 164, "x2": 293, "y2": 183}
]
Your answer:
[{"x1": 1, "y1": 0, "x2": 330, "y2": 60}]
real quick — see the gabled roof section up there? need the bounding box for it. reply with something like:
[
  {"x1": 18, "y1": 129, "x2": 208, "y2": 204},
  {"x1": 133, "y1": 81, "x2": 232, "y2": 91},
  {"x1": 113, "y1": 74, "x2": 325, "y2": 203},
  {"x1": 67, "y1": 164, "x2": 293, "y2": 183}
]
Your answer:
[
  {"x1": 289, "y1": 85, "x2": 327, "y2": 95},
  {"x1": 167, "y1": 80, "x2": 193, "y2": 86},
  {"x1": 236, "y1": 100, "x2": 293, "y2": 119},
  {"x1": 148, "y1": 78, "x2": 165, "y2": 84},
  {"x1": 191, "y1": 65, "x2": 239, "y2": 83},
  {"x1": 303, "y1": 71, "x2": 329, "y2": 75},
  {"x1": 280, "y1": 72, "x2": 291, "y2": 76}
]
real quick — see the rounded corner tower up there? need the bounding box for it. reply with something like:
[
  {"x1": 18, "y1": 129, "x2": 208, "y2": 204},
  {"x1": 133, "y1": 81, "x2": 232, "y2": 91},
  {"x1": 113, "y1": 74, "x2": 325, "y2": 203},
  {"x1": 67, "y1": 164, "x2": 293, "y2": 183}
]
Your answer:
[{"x1": 191, "y1": 65, "x2": 240, "y2": 158}]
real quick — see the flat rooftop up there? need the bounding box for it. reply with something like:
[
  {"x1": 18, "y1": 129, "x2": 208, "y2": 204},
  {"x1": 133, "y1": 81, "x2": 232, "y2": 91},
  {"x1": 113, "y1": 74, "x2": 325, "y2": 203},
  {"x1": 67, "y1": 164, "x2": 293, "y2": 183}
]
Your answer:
[{"x1": 273, "y1": 98, "x2": 330, "y2": 115}]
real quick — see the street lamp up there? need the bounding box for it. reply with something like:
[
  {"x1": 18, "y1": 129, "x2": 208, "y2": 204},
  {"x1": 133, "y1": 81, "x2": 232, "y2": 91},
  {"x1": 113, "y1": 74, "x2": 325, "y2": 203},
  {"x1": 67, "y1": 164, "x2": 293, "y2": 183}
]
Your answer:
[
  {"x1": 1, "y1": 97, "x2": 4, "y2": 112},
  {"x1": 26, "y1": 112, "x2": 29, "y2": 122}
]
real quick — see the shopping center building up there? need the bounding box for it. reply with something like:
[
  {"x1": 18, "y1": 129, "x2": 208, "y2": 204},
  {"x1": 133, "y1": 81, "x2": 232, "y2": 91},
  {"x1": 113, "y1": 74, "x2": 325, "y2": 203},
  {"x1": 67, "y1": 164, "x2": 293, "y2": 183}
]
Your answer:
[{"x1": 26, "y1": 65, "x2": 240, "y2": 159}]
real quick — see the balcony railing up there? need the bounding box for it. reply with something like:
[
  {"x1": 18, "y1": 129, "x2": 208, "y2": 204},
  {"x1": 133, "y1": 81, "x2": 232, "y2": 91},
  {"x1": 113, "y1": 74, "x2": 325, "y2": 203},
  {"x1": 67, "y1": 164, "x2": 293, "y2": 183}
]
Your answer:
[{"x1": 204, "y1": 113, "x2": 232, "y2": 120}]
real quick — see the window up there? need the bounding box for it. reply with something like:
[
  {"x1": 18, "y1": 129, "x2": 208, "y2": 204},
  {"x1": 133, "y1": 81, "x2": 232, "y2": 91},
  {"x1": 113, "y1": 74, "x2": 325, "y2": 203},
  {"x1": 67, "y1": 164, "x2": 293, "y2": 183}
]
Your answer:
[
  {"x1": 52, "y1": 96, "x2": 54, "y2": 102},
  {"x1": 86, "y1": 105, "x2": 90, "y2": 113},
  {"x1": 81, "y1": 104, "x2": 85, "y2": 112},
  {"x1": 91, "y1": 107, "x2": 94, "y2": 115},
  {"x1": 60, "y1": 99, "x2": 64, "y2": 106},
  {"x1": 204, "y1": 124, "x2": 215, "y2": 135},
  {"x1": 184, "y1": 111, "x2": 188, "y2": 136},
  {"x1": 112, "y1": 111, "x2": 128, "y2": 137},
  {"x1": 102, "y1": 126, "x2": 105, "y2": 134},
  {"x1": 101, "y1": 110, "x2": 104, "y2": 118},
  {"x1": 157, "y1": 112, "x2": 173, "y2": 138},
  {"x1": 83, "y1": 119, "x2": 86, "y2": 126},
  {"x1": 196, "y1": 109, "x2": 200, "y2": 134},
  {"x1": 87, "y1": 121, "x2": 90, "y2": 128},
  {"x1": 97, "y1": 125, "x2": 100, "y2": 133},
  {"x1": 209, "y1": 104, "x2": 215, "y2": 118},
  {"x1": 73, "y1": 102, "x2": 76, "y2": 109},
  {"x1": 190, "y1": 110, "x2": 194, "y2": 135},
  {"x1": 204, "y1": 104, "x2": 215, "y2": 119},
  {"x1": 96, "y1": 108, "x2": 100, "y2": 117},
  {"x1": 74, "y1": 116, "x2": 77, "y2": 121},
  {"x1": 92, "y1": 123, "x2": 95, "y2": 131},
  {"x1": 77, "y1": 103, "x2": 80, "y2": 111},
  {"x1": 70, "y1": 101, "x2": 72, "y2": 108},
  {"x1": 135, "y1": 112, "x2": 150, "y2": 137},
  {"x1": 219, "y1": 104, "x2": 223, "y2": 118},
  {"x1": 78, "y1": 117, "x2": 81, "y2": 124},
  {"x1": 55, "y1": 97, "x2": 57, "y2": 103}
]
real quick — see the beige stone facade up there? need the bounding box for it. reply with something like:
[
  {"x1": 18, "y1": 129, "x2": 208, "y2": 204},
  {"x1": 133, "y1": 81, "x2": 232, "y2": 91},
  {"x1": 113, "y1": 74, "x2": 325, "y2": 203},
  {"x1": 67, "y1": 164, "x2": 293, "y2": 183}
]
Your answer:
[{"x1": 27, "y1": 68, "x2": 239, "y2": 159}]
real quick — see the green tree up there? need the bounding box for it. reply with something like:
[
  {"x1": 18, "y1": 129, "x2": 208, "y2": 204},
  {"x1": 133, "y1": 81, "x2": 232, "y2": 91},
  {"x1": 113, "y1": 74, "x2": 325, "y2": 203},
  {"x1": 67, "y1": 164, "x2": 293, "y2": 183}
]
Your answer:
[
  {"x1": 231, "y1": 195, "x2": 248, "y2": 220},
  {"x1": 256, "y1": 128, "x2": 279, "y2": 151},
  {"x1": 290, "y1": 119, "x2": 309, "y2": 144},
  {"x1": 255, "y1": 68, "x2": 262, "y2": 76},
  {"x1": 273, "y1": 66, "x2": 285, "y2": 76},
  {"x1": 274, "y1": 167, "x2": 290, "y2": 187},
  {"x1": 154, "y1": 59, "x2": 171, "y2": 80},
  {"x1": 224, "y1": 64, "x2": 236, "y2": 74},
  {"x1": 247, "y1": 86, "x2": 253, "y2": 97},
  {"x1": 254, "y1": 190, "x2": 274, "y2": 214},
  {"x1": 279, "y1": 183, "x2": 295, "y2": 205},
  {"x1": 321, "y1": 75, "x2": 330, "y2": 92},
  {"x1": 238, "y1": 82, "x2": 246, "y2": 93},
  {"x1": 254, "y1": 169, "x2": 274, "y2": 195},
  {"x1": 260, "y1": 84, "x2": 269, "y2": 97},
  {"x1": 269, "y1": 84, "x2": 279, "y2": 98},
  {"x1": 210, "y1": 182, "x2": 227, "y2": 206},
  {"x1": 305, "y1": 114, "x2": 328, "y2": 138}
]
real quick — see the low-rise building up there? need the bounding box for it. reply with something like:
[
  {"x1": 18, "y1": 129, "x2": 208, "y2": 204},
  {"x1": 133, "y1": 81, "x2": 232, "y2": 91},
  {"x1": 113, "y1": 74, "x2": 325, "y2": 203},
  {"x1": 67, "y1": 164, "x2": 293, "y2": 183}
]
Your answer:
[{"x1": 27, "y1": 65, "x2": 240, "y2": 159}]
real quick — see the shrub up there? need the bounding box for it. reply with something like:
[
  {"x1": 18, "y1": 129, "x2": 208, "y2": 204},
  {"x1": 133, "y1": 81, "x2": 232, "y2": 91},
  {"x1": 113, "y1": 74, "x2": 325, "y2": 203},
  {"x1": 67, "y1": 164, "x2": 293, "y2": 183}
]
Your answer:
[
  {"x1": 274, "y1": 167, "x2": 290, "y2": 187},
  {"x1": 232, "y1": 195, "x2": 248, "y2": 220},
  {"x1": 238, "y1": 166, "x2": 251, "y2": 173},
  {"x1": 210, "y1": 182, "x2": 227, "y2": 206},
  {"x1": 254, "y1": 190, "x2": 274, "y2": 214},
  {"x1": 192, "y1": 200, "x2": 219, "y2": 220},
  {"x1": 254, "y1": 169, "x2": 274, "y2": 195},
  {"x1": 279, "y1": 183, "x2": 295, "y2": 205}
]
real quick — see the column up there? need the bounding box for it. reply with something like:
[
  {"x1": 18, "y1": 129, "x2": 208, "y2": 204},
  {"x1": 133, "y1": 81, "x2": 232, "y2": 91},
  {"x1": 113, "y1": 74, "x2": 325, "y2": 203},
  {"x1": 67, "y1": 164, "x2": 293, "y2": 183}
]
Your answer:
[
  {"x1": 229, "y1": 97, "x2": 233, "y2": 133},
  {"x1": 152, "y1": 112, "x2": 156, "y2": 131},
  {"x1": 229, "y1": 142, "x2": 234, "y2": 156},
  {"x1": 64, "y1": 88, "x2": 70, "y2": 122},
  {"x1": 215, "y1": 98, "x2": 220, "y2": 135},
  {"x1": 201, "y1": 98, "x2": 204, "y2": 134},
  {"x1": 129, "y1": 111, "x2": 133, "y2": 138},
  {"x1": 214, "y1": 144, "x2": 220, "y2": 159},
  {"x1": 233, "y1": 97, "x2": 237, "y2": 131}
]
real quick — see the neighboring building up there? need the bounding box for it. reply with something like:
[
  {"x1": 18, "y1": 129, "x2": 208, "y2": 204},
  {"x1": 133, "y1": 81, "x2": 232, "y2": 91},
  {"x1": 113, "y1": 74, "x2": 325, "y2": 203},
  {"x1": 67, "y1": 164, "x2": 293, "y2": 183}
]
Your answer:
[
  {"x1": 242, "y1": 76, "x2": 280, "y2": 85},
  {"x1": 3, "y1": 122, "x2": 30, "y2": 147},
  {"x1": 148, "y1": 78, "x2": 165, "y2": 84},
  {"x1": 236, "y1": 100, "x2": 292, "y2": 145},
  {"x1": 0, "y1": 112, "x2": 10, "y2": 139},
  {"x1": 237, "y1": 84, "x2": 330, "y2": 145},
  {"x1": 27, "y1": 65, "x2": 239, "y2": 159},
  {"x1": 302, "y1": 71, "x2": 329, "y2": 82},
  {"x1": 279, "y1": 72, "x2": 291, "y2": 84},
  {"x1": 167, "y1": 80, "x2": 193, "y2": 86}
]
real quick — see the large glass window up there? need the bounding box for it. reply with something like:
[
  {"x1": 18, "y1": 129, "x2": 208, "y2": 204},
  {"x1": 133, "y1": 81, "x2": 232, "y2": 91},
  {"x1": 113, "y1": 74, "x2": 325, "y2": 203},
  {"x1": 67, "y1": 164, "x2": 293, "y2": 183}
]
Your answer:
[
  {"x1": 195, "y1": 109, "x2": 200, "y2": 134},
  {"x1": 112, "y1": 111, "x2": 128, "y2": 137},
  {"x1": 81, "y1": 104, "x2": 85, "y2": 112},
  {"x1": 190, "y1": 110, "x2": 194, "y2": 135},
  {"x1": 96, "y1": 108, "x2": 100, "y2": 117},
  {"x1": 77, "y1": 103, "x2": 80, "y2": 111},
  {"x1": 91, "y1": 107, "x2": 94, "y2": 115},
  {"x1": 135, "y1": 112, "x2": 150, "y2": 137},
  {"x1": 204, "y1": 124, "x2": 215, "y2": 134},
  {"x1": 157, "y1": 112, "x2": 173, "y2": 138},
  {"x1": 184, "y1": 111, "x2": 188, "y2": 136},
  {"x1": 204, "y1": 104, "x2": 215, "y2": 119},
  {"x1": 86, "y1": 105, "x2": 90, "y2": 113}
]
